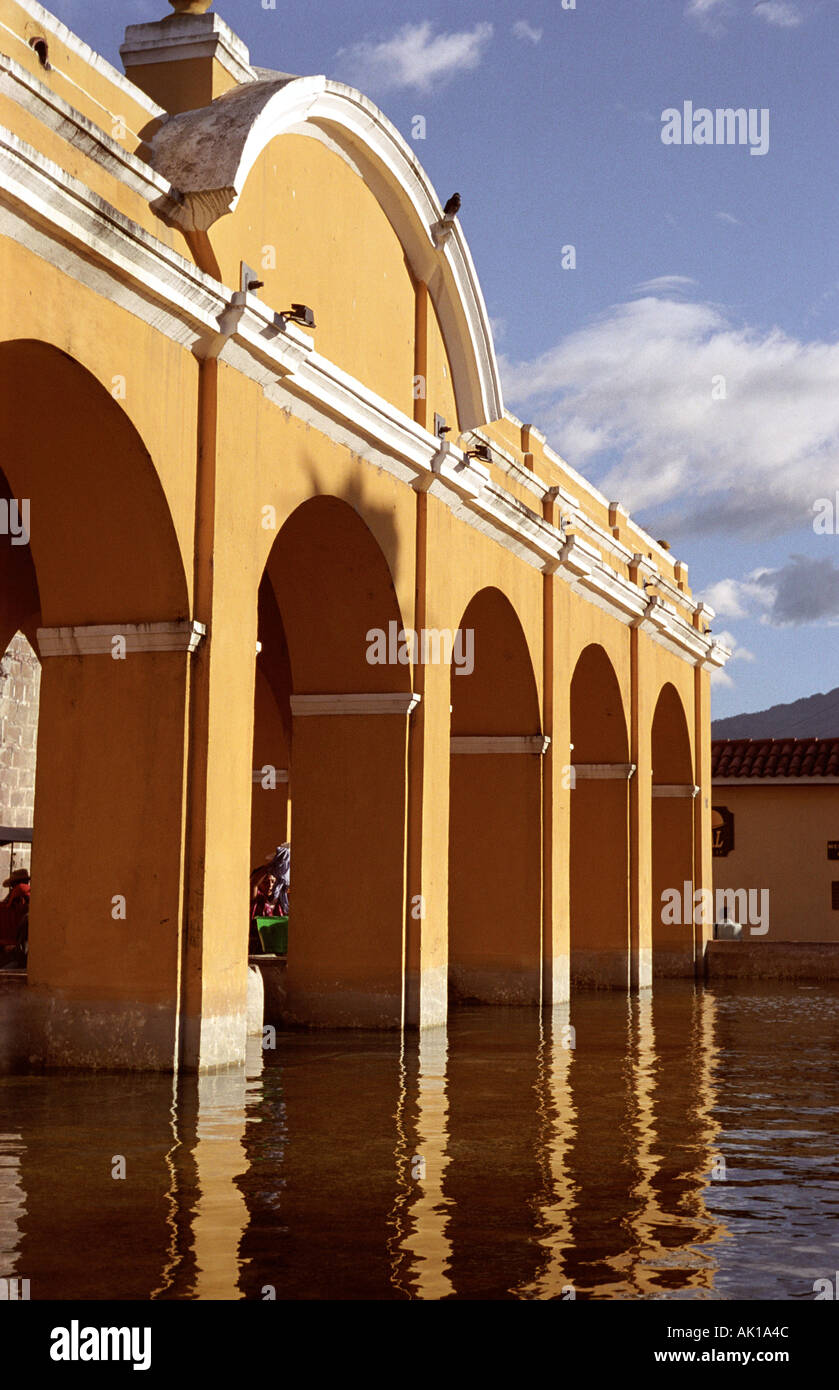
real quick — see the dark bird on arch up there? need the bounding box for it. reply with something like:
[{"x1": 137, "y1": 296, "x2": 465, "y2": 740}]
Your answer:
[{"x1": 443, "y1": 193, "x2": 462, "y2": 217}]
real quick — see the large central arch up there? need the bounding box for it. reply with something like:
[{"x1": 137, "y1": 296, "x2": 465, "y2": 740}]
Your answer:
[
  {"x1": 255, "y1": 495, "x2": 414, "y2": 1027},
  {"x1": 148, "y1": 75, "x2": 503, "y2": 431}
]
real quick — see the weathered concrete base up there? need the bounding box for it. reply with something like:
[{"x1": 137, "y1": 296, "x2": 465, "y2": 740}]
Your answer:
[
  {"x1": 280, "y1": 981, "x2": 403, "y2": 1028},
  {"x1": 0, "y1": 985, "x2": 250, "y2": 1072},
  {"x1": 706, "y1": 940, "x2": 839, "y2": 981},
  {"x1": 545, "y1": 953, "x2": 570, "y2": 1006},
  {"x1": 634, "y1": 947, "x2": 653, "y2": 991},
  {"x1": 2, "y1": 987, "x2": 179, "y2": 1070},
  {"x1": 653, "y1": 950, "x2": 697, "y2": 979},
  {"x1": 405, "y1": 963, "x2": 447, "y2": 1029},
  {"x1": 247, "y1": 964, "x2": 264, "y2": 1036},
  {"x1": 179, "y1": 1007, "x2": 248, "y2": 1071},
  {"x1": 250, "y1": 955, "x2": 287, "y2": 1026},
  {"x1": 448, "y1": 965, "x2": 541, "y2": 1006},
  {"x1": 571, "y1": 949, "x2": 631, "y2": 990}
]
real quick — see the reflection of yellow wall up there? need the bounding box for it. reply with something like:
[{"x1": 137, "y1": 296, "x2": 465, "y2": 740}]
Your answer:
[{"x1": 713, "y1": 785, "x2": 839, "y2": 941}]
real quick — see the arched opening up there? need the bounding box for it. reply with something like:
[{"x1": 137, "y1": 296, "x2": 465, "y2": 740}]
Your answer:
[
  {"x1": 448, "y1": 588, "x2": 542, "y2": 1004},
  {"x1": 651, "y1": 683, "x2": 696, "y2": 977},
  {"x1": 253, "y1": 495, "x2": 413, "y2": 1027},
  {"x1": 0, "y1": 340, "x2": 191, "y2": 1066},
  {"x1": 569, "y1": 645, "x2": 631, "y2": 989}
]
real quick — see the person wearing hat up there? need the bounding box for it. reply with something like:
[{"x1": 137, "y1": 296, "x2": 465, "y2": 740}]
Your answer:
[{"x1": 0, "y1": 868, "x2": 30, "y2": 966}]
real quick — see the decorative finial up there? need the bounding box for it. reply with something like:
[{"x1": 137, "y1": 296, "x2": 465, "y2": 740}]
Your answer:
[{"x1": 168, "y1": 0, "x2": 213, "y2": 13}]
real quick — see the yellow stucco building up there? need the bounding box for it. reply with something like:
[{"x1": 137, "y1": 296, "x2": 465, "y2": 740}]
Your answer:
[
  {"x1": 0, "y1": 0, "x2": 727, "y2": 1070},
  {"x1": 710, "y1": 737, "x2": 839, "y2": 977}
]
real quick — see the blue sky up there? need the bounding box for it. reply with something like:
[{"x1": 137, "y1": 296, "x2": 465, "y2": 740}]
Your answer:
[{"x1": 45, "y1": 0, "x2": 839, "y2": 720}]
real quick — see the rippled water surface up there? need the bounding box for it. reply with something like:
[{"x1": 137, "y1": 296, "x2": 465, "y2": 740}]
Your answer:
[{"x1": 1, "y1": 982, "x2": 838, "y2": 1299}]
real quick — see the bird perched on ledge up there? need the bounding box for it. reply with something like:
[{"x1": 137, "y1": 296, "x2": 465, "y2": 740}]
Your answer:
[{"x1": 443, "y1": 193, "x2": 462, "y2": 218}]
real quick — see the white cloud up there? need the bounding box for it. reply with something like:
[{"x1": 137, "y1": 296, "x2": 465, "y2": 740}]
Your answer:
[
  {"x1": 702, "y1": 558, "x2": 839, "y2": 628},
  {"x1": 687, "y1": 0, "x2": 806, "y2": 34},
  {"x1": 335, "y1": 21, "x2": 494, "y2": 93},
  {"x1": 632, "y1": 274, "x2": 697, "y2": 295},
  {"x1": 715, "y1": 211, "x2": 742, "y2": 226},
  {"x1": 685, "y1": 0, "x2": 732, "y2": 35},
  {"x1": 753, "y1": 1, "x2": 804, "y2": 27},
  {"x1": 500, "y1": 290, "x2": 839, "y2": 539},
  {"x1": 512, "y1": 20, "x2": 543, "y2": 44}
]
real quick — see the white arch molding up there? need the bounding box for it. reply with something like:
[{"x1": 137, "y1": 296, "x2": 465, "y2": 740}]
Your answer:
[{"x1": 148, "y1": 75, "x2": 504, "y2": 430}]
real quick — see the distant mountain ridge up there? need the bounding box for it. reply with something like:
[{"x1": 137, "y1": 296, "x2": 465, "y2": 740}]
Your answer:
[{"x1": 712, "y1": 685, "x2": 839, "y2": 740}]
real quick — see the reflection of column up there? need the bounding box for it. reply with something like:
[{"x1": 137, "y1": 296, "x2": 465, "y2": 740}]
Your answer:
[
  {"x1": 191, "y1": 1068, "x2": 250, "y2": 1301},
  {"x1": 398, "y1": 1027, "x2": 453, "y2": 1299},
  {"x1": 517, "y1": 1008, "x2": 576, "y2": 1298},
  {"x1": 0, "y1": 1132, "x2": 25, "y2": 1283},
  {"x1": 627, "y1": 992, "x2": 670, "y2": 1295},
  {"x1": 630, "y1": 987, "x2": 726, "y2": 1296}
]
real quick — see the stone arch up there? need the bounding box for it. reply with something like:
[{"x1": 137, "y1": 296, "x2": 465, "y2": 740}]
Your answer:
[
  {"x1": 148, "y1": 77, "x2": 503, "y2": 430},
  {"x1": 254, "y1": 494, "x2": 414, "y2": 1026},
  {"x1": 651, "y1": 682, "x2": 696, "y2": 977},
  {"x1": 0, "y1": 339, "x2": 193, "y2": 1065},
  {"x1": 569, "y1": 644, "x2": 631, "y2": 989},
  {"x1": 448, "y1": 587, "x2": 543, "y2": 1004}
]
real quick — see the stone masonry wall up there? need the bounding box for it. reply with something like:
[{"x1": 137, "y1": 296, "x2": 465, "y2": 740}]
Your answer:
[{"x1": 0, "y1": 632, "x2": 40, "y2": 891}]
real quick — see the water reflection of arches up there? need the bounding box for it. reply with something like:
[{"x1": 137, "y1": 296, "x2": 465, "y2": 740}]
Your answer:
[
  {"x1": 651, "y1": 683, "x2": 696, "y2": 977},
  {"x1": 569, "y1": 644, "x2": 631, "y2": 989},
  {"x1": 448, "y1": 589, "x2": 543, "y2": 1005},
  {"x1": 255, "y1": 496, "x2": 414, "y2": 1027}
]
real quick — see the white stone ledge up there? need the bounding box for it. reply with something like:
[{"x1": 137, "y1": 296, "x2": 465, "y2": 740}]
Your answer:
[
  {"x1": 290, "y1": 693, "x2": 420, "y2": 716},
  {"x1": 573, "y1": 763, "x2": 636, "y2": 780},
  {"x1": 37, "y1": 621, "x2": 206, "y2": 657},
  {"x1": 451, "y1": 735, "x2": 550, "y2": 755}
]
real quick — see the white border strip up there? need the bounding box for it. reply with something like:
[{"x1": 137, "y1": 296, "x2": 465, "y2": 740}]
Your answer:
[{"x1": 290, "y1": 693, "x2": 420, "y2": 716}]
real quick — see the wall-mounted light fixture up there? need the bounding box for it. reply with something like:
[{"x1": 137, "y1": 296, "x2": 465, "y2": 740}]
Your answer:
[{"x1": 282, "y1": 304, "x2": 316, "y2": 330}]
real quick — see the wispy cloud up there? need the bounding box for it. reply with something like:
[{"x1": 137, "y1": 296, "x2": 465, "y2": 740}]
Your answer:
[
  {"x1": 753, "y1": 0, "x2": 804, "y2": 27},
  {"x1": 687, "y1": 0, "x2": 806, "y2": 34},
  {"x1": 500, "y1": 289, "x2": 839, "y2": 539},
  {"x1": 512, "y1": 20, "x2": 543, "y2": 45},
  {"x1": 715, "y1": 210, "x2": 742, "y2": 225},
  {"x1": 632, "y1": 275, "x2": 697, "y2": 295},
  {"x1": 708, "y1": 627, "x2": 756, "y2": 685},
  {"x1": 335, "y1": 21, "x2": 494, "y2": 93},
  {"x1": 685, "y1": 0, "x2": 732, "y2": 36}
]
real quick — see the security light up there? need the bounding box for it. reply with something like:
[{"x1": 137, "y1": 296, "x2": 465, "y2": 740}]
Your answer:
[
  {"x1": 282, "y1": 304, "x2": 316, "y2": 329},
  {"x1": 465, "y1": 443, "x2": 493, "y2": 464}
]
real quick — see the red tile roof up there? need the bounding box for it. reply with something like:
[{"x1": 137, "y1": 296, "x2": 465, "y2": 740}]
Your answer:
[{"x1": 712, "y1": 737, "x2": 839, "y2": 779}]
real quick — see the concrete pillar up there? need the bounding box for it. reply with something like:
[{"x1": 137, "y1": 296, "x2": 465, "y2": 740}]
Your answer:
[
  {"x1": 629, "y1": 625, "x2": 654, "y2": 990},
  {"x1": 23, "y1": 624, "x2": 202, "y2": 1069},
  {"x1": 541, "y1": 490, "x2": 570, "y2": 1006}
]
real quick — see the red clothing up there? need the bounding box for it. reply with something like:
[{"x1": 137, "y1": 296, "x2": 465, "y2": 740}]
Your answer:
[{"x1": 0, "y1": 883, "x2": 28, "y2": 948}]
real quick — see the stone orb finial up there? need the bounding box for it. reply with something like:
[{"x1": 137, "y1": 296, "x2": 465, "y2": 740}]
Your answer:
[{"x1": 168, "y1": 0, "x2": 213, "y2": 13}]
